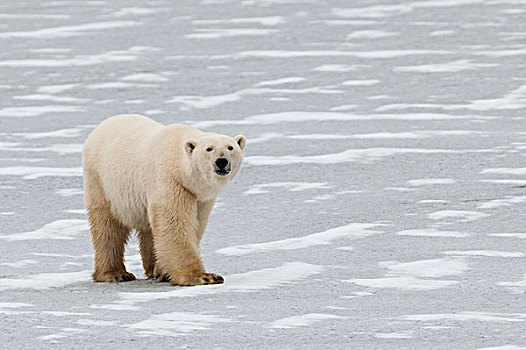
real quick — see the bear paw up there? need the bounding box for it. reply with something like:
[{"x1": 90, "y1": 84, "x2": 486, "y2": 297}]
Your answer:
[
  {"x1": 93, "y1": 270, "x2": 136, "y2": 282},
  {"x1": 172, "y1": 273, "x2": 224, "y2": 286}
]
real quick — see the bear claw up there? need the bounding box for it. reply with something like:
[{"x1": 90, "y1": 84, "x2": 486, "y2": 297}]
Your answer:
[{"x1": 156, "y1": 273, "x2": 171, "y2": 282}]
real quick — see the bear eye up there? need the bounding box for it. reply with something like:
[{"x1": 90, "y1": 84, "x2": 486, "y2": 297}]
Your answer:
[
  {"x1": 206, "y1": 147, "x2": 213, "y2": 152},
  {"x1": 228, "y1": 146, "x2": 233, "y2": 151}
]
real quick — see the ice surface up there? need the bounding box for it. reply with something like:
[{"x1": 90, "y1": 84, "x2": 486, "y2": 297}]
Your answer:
[{"x1": 1, "y1": 0, "x2": 525, "y2": 348}]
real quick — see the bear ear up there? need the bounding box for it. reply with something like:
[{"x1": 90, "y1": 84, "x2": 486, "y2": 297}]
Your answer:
[
  {"x1": 185, "y1": 140, "x2": 196, "y2": 154},
  {"x1": 234, "y1": 135, "x2": 246, "y2": 151}
]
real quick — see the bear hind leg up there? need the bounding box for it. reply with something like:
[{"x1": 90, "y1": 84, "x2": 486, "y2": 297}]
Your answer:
[
  {"x1": 85, "y1": 173, "x2": 135, "y2": 282},
  {"x1": 88, "y1": 206, "x2": 135, "y2": 282},
  {"x1": 137, "y1": 228, "x2": 156, "y2": 279}
]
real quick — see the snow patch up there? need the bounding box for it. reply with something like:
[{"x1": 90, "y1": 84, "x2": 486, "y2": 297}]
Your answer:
[
  {"x1": 190, "y1": 111, "x2": 491, "y2": 128},
  {"x1": 0, "y1": 219, "x2": 88, "y2": 241},
  {"x1": 235, "y1": 49, "x2": 450, "y2": 59},
  {"x1": 477, "y1": 196, "x2": 526, "y2": 210},
  {"x1": 399, "y1": 312, "x2": 526, "y2": 323},
  {"x1": 76, "y1": 319, "x2": 119, "y2": 326},
  {"x1": 121, "y1": 73, "x2": 168, "y2": 82},
  {"x1": 217, "y1": 223, "x2": 382, "y2": 256},
  {"x1": 0, "y1": 259, "x2": 38, "y2": 268},
  {"x1": 287, "y1": 130, "x2": 484, "y2": 140},
  {"x1": 499, "y1": 273, "x2": 526, "y2": 294},
  {"x1": 374, "y1": 331, "x2": 414, "y2": 339},
  {"x1": 345, "y1": 258, "x2": 468, "y2": 291},
  {"x1": 193, "y1": 16, "x2": 285, "y2": 26},
  {"x1": 477, "y1": 346, "x2": 526, "y2": 350},
  {"x1": 7, "y1": 127, "x2": 85, "y2": 139},
  {"x1": 312, "y1": 64, "x2": 365, "y2": 72},
  {"x1": 488, "y1": 233, "x2": 526, "y2": 239},
  {"x1": 0, "y1": 166, "x2": 82, "y2": 179},
  {"x1": 110, "y1": 7, "x2": 162, "y2": 18},
  {"x1": 244, "y1": 182, "x2": 331, "y2": 194},
  {"x1": 186, "y1": 28, "x2": 278, "y2": 39},
  {"x1": 113, "y1": 262, "x2": 323, "y2": 306},
  {"x1": 347, "y1": 30, "x2": 398, "y2": 39},
  {"x1": 395, "y1": 59, "x2": 496, "y2": 73},
  {"x1": 55, "y1": 188, "x2": 83, "y2": 197},
  {"x1": 0, "y1": 50, "x2": 138, "y2": 68},
  {"x1": 407, "y1": 178, "x2": 456, "y2": 186},
  {"x1": 342, "y1": 79, "x2": 379, "y2": 86},
  {"x1": 254, "y1": 77, "x2": 305, "y2": 87},
  {"x1": 480, "y1": 179, "x2": 526, "y2": 185},
  {"x1": 38, "y1": 84, "x2": 78, "y2": 94},
  {"x1": 124, "y1": 312, "x2": 231, "y2": 336},
  {"x1": 480, "y1": 167, "x2": 526, "y2": 176},
  {"x1": 245, "y1": 148, "x2": 495, "y2": 166},
  {"x1": 330, "y1": 104, "x2": 358, "y2": 111},
  {"x1": 0, "y1": 270, "x2": 91, "y2": 291},
  {"x1": 397, "y1": 229, "x2": 470, "y2": 238},
  {"x1": 427, "y1": 210, "x2": 489, "y2": 222},
  {"x1": 442, "y1": 251, "x2": 525, "y2": 258},
  {"x1": 332, "y1": 1, "x2": 485, "y2": 19},
  {"x1": 430, "y1": 30, "x2": 455, "y2": 36},
  {"x1": 269, "y1": 313, "x2": 344, "y2": 329},
  {"x1": 0, "y1": 21, "x2": 141, "y2": 39},
  {"x1": 0, "y1": 106, "x2": 83, "y2": 117}
]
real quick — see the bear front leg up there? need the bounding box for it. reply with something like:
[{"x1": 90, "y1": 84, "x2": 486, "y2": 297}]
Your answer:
[
  {"x1": 148, "y1": 185, "x2": 223, "y2": 286},
  {"x1": 196, "y1": 199, "x2": 216, "y2": 245}
]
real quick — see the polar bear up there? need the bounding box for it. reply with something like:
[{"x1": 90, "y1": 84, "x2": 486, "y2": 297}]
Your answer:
[{"x1": 82, "y1": 114, "x2": 245, "y2": 286}]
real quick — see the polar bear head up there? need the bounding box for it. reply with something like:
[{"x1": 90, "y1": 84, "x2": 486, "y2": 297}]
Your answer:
[{"x1": 183, "y1": 133, "x2": 246, "y2": 199}]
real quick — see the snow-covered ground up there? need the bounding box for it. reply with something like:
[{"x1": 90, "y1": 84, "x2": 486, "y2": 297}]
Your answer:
[{"x1": 1, "y1": 0, "x2": 525, "y2": 348}]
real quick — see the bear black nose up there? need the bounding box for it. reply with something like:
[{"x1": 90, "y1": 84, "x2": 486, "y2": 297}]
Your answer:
[{"x1": 215, "y1": 158, "x2": 228, "y2": 169}]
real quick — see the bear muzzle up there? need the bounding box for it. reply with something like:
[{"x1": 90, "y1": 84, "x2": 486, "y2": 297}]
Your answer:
[{"x1": 214, "y1": 158, "x2": 231, "y2": 176}]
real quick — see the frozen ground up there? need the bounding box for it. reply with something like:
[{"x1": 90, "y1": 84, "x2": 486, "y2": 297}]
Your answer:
[{"x1": 0, "y1": 0, "x2": 525, "y2": 348}]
